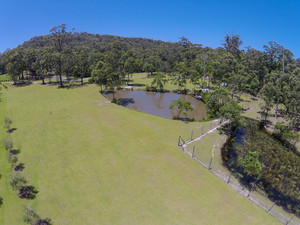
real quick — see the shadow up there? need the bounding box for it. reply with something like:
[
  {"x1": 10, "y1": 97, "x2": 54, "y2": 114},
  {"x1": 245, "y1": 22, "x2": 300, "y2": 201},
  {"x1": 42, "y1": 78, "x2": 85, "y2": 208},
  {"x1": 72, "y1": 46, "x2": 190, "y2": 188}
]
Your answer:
[
  {"x1": 128, "y1": 83, "x2": 145, "y2": 87},
  {"x1": 6, "y1": 128, "x2": 17, "y2": 134},
  {"x1": 119, "y1": 98, "x2": 135, "y2": 106},
  {"x1": 14, "y1": 81, "x2": 33, "y2": 87},
  {"x1": 18, "y1": 185, "x2": 38, "y2": 199},
  {"x1": 58, "y1": 82, "x2": 86, "y2": 89},
  {"x1": 13, "y1": 163, "x2": 25, "y2": 172},
  {"x1": 10, "y1": 149, "x2": 20, "y2": 155}
]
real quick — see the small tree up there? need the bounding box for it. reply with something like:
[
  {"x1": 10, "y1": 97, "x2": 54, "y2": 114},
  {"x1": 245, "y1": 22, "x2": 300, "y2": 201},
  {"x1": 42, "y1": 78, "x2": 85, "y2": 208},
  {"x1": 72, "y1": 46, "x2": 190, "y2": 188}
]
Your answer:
[
  {"x1": 206, "y1": 88, "x2": 231, "y2": 117},
  {"x1": 4, "y1": 117, "x2": 12, "y2": 132},
  {"x1": 218, "y1": 100, "x2": 244, "y2": 130},
  {"x1": 273, "y1": 121, "x2": 299, "y2": 145},
  {"x1": 3, "y1": 136, "x2": 14, "y2": 151},
  {"x1": 8, "y1": 153, "x2": 18, "y2": 168},
  {"x1": 243, "y1": 151, "x2": 262, "y2": 180},
  {"x1": 8, "y1": 172, "x2": 27, "y2": 190},
  {"x1": 169, "y1": 99, "x2": 193, "y2": 119},
  {"x1": 151, "y1": 73, "x2": 167, "y2": 91},
  {"x1": 22, "y1": 204, "x2": 40, "y2": 224}
]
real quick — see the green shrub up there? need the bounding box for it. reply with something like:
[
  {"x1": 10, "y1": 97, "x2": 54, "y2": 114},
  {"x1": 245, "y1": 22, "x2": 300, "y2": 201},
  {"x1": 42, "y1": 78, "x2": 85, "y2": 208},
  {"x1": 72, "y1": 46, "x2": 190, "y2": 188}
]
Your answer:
[
  {"x1": 22, "y1": 204, "x2": 40, "y2": 224},
  {"x1": 8, "y1": 153, "x2": 18, "y2": 167},
  {"x1": 3, "y1": 136, "x2": 14, "y2": 151},
  {"x1": 8, "y1": 172, "x2": 27, "y2": 190},
  {"x1": 4, "y1": 117, "x2": 12, "y2": 131}
]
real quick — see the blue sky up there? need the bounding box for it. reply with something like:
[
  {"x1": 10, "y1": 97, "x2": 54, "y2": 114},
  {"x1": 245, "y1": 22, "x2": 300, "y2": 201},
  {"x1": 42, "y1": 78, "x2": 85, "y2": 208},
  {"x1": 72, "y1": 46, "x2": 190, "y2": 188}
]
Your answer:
[{"x1": 0, "y1": 0, "x2": 299, "y2": 58}]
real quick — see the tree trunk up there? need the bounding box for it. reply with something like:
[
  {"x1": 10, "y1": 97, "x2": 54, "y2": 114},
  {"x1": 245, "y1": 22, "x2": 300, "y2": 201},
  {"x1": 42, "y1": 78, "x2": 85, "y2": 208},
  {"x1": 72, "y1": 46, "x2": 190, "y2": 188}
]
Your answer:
[
  {"x1": 81, "y1": 72, "x2": 83, "y2": 85},
  {"x1": 42, "y1": 76, "x2": 45, "y2": 85},
  {"x1": 112, "y1": 89, "x2": 115, "y2": 102},
  {"x1": 59, "y1": 61, "x2": 63, "y2": 87}
]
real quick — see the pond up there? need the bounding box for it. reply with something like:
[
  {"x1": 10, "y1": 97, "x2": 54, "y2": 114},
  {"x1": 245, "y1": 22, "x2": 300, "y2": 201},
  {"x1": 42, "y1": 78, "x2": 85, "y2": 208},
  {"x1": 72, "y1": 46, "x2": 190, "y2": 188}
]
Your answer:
[{"x1": 104, "y1": 90, "x2": 206, "y2": 121}]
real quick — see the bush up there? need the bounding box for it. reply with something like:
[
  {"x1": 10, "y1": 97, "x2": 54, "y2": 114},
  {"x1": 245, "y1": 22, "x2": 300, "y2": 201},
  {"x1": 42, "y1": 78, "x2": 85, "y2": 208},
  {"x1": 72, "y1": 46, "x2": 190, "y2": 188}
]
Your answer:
[
  {"x1": 22, "y1": 204, "x2": 52, "y2": 225},
  {"x1": 145, "y1": 85, "x2": 157, "y2": 92},
  {"x1": 4, "y1": 117, "x2": 12, "y2": 131},
  {"x1": 0, "y1": 196, "x2": 3, "y2": 207},
  {"x1": 22, "y1": 204, "x2": 40, "y2": 224},
  {"x1": 3, "y1": 136, "x2": 14, "y2": 151},
  {"x1": 8, "y1": 153, "x2": 18, "y2": 167},
  {"x1": 88, "y1": 77, "x2": 94, "y2": 83},
  {"x1": 8, "y1": 172, "x2": 27, "y2": 190}
]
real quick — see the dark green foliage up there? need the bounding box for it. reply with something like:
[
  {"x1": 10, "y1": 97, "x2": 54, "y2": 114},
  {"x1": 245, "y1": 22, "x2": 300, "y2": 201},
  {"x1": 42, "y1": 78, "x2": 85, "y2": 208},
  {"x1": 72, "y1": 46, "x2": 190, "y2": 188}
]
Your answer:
[
  {"x1": 218, "y1": 100, "x2": 244, "y2": 129},
  {"x1": 206, "y1": 88, "x2": 230, "y2": 117},
  {"x1": 151, "y1": 73, "x2": 167, "y2": 91},
  {"x1": 169, "y1": 99, "x2": 193, "y2": 119},
  {"x1": 273, "y1": 121, "x2": 299, "y2": 145},
  {"x1": 223, "y1": 119, "x2": 300, "y2": 215},
  {"x1": 0, "y1": 196, "x2": 3, "y2": 207},
  {"x1": 243, "y1": 151, "x2": 262, "y2": 178}
]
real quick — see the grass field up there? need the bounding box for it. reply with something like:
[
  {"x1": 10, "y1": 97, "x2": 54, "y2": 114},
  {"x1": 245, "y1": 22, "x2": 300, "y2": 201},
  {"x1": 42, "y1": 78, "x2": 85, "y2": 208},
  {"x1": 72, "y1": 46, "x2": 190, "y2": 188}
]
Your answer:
[{"x1": 0, "y1": 83, "x2": 280, "y2": 224}]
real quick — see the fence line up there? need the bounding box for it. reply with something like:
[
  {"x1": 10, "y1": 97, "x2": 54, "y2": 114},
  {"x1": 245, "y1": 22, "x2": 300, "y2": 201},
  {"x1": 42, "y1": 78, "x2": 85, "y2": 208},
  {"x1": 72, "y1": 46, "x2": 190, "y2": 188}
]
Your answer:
[{"x1": 177, "y1": 123, "x2": 299, "y2": 225}]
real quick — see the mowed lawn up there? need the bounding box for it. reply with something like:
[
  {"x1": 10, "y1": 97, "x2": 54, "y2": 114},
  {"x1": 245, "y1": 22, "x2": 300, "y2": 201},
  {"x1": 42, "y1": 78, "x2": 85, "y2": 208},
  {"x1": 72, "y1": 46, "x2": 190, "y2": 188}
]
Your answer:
[{"x1": 0, "y1": 84, "x2": 279, "y2": 224}]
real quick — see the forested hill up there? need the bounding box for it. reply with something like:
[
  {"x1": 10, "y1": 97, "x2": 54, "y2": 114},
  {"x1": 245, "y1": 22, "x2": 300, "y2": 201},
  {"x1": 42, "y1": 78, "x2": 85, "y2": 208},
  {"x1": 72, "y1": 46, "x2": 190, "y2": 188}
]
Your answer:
[{"x1": 21, "y1": 32, "x2": 179, "y2": 55}]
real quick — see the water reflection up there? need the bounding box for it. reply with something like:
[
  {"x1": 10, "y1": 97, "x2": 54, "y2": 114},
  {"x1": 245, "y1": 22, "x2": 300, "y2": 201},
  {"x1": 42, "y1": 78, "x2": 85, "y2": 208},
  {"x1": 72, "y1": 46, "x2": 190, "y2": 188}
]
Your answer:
[{"x1": 104, "y1": 90, "x2": 206, "y2": 121}]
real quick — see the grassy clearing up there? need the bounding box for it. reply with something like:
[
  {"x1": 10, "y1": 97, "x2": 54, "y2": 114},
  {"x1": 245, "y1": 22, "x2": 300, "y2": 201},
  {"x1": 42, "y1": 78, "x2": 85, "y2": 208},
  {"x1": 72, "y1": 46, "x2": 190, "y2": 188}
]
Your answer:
[
  {"x1": 129, "y1": 73, "x2": 210, "y2": 92},
  {"x1": 0, "y1": 83, "x2": 280, "y2": 224}
]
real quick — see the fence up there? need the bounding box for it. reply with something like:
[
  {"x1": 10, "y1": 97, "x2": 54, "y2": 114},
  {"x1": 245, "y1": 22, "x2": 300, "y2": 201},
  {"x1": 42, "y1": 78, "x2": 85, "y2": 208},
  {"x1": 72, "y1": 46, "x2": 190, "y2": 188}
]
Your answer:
[{"x1": 178, "y1": 123, "x2": 299, "y2": 225}]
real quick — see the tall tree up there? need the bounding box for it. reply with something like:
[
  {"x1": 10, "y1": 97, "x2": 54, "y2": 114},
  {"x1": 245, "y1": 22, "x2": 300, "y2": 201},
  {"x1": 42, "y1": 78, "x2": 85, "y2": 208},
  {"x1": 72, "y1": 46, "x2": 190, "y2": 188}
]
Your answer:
[{"x1": 49, "y1": 24, "x2": 74, "y2": 87}]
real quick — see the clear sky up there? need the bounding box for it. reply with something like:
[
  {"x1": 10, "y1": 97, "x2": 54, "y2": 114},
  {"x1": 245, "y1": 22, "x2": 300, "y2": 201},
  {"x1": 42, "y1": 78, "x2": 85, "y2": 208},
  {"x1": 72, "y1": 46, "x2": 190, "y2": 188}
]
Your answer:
[{"x1": 0, "y1": 0, "x2": 299, "y2": 58}]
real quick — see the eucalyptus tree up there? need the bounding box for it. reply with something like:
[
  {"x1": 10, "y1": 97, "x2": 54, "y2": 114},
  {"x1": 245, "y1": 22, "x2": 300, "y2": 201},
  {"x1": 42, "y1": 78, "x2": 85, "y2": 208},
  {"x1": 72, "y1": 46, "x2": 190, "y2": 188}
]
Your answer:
[
  {"x1": 75, "y1": 47, "x2": 91, "y2": 85},
  {"x1": 48, "y1": 24, "x2": 74, "y2": 87},
  {"x1": 91, "y1": 60, "x2": 106, "y2": 92},
  {"x1": 151, "y1": 72, "x2": 167, "y2": 91},
  {"x1": 173, "y1": 62, "x2": 189, "y2": 92},
  {"x1": 259, "y1": 82, "x2": 276, "y2": 121},
  {"x1": 122, "y1": 50, "x2": 142, "y2": 84},
  {"x1": 222, "y1": 34, "x2": 243, "y2": 57},
  {"x1": 102, "y1": 42, "x2": 126, "y2": 101},
  {"x1": 24, "y1": 48, "x2": 38, "y2": 79},
  {"x1": 5, "y1": 48, "x2": 25, "y2": 84}
]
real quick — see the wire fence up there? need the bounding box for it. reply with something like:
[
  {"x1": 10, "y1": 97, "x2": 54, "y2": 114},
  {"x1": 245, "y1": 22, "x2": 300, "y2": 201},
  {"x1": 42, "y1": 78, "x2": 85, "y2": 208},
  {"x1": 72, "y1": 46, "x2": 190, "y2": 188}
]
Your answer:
[{"x1": 178, "y1": 123, "x2": 300, "y2": 225}]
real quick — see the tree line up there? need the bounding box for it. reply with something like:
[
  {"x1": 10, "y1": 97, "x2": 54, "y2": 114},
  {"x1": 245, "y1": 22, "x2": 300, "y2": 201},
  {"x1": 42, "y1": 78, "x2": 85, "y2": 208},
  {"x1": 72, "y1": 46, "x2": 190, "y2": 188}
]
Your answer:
[{"x1": 0, "y1": 24, "x2": 299, "y2": 129}]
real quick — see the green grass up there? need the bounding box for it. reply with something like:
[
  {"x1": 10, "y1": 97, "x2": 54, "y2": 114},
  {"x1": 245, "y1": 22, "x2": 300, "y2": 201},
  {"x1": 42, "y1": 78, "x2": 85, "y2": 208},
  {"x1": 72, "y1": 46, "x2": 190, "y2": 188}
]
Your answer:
[
  {"x1": 0, "y1": 84, "x2": 280, "y2": 224},
  {"x1": 129, "y1": 73, "x2": 212, "y2": 92}
]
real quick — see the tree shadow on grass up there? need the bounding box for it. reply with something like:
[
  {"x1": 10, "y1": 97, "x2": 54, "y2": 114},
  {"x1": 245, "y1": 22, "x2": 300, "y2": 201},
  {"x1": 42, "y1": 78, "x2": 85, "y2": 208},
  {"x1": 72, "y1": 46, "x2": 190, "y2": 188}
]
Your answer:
[
  {"x1": 18, "y1": 185, "x2": 38, "y2": 199},
  {"x1": 6, "y1": 128, "x2": 17, "y2": 134},
  {"x1": 58, "y1": 82, "x2": 87, "y2": 89},
  {"x1": 14, "y1": 82, "x2": 33, "y2": 87}
]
